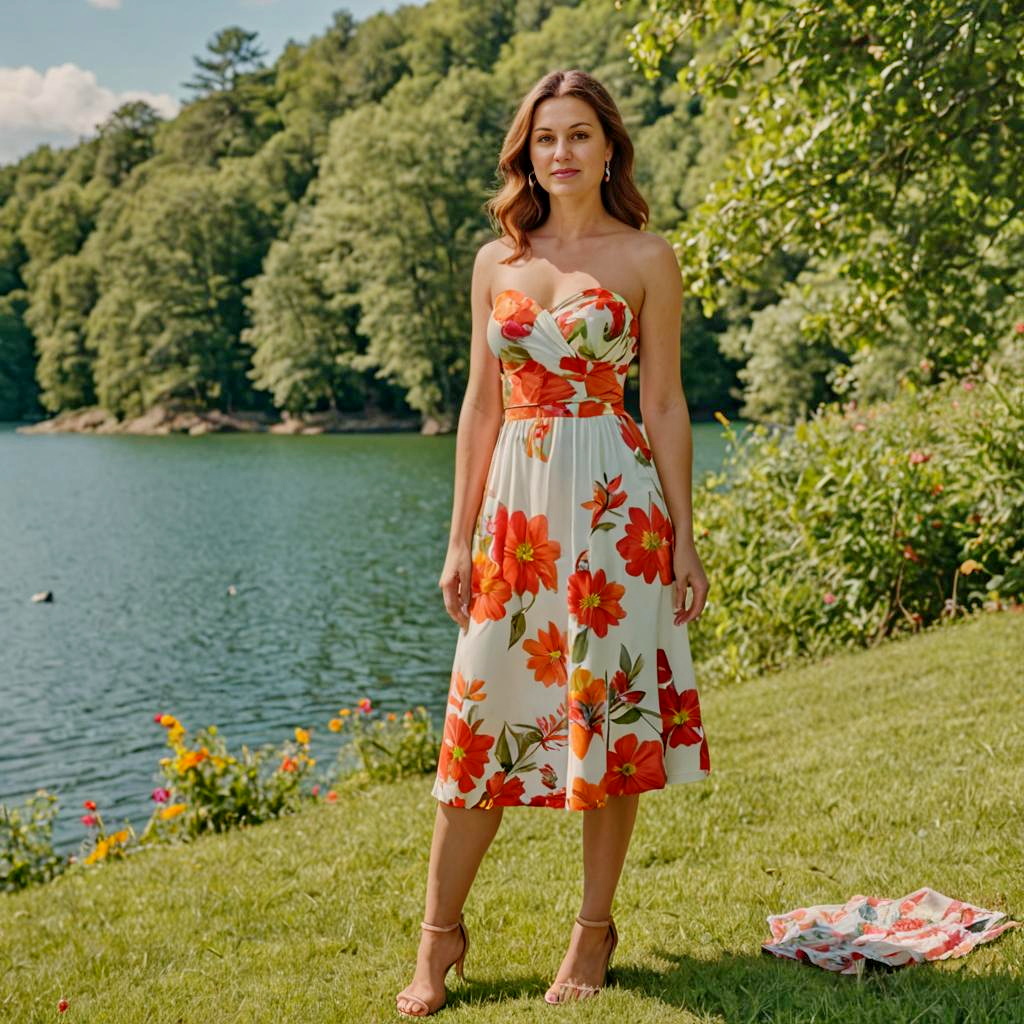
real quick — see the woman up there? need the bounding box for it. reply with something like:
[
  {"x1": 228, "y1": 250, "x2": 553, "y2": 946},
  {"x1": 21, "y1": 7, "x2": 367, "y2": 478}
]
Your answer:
[{"x1": 396, "y1": 68, "x2": 711, "y2": 1017}]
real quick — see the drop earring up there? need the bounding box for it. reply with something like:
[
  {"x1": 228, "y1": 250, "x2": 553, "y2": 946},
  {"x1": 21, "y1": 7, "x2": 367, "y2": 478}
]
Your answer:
[
  {"x1": 603, "y1": 160, "x2": 610, "y2": 182},
  {"x1": 528, "y1": 170, "x2": 536, "y2": 189}
]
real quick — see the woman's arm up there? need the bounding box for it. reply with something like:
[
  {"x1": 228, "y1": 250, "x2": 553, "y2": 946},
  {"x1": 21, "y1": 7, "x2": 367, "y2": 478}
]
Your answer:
[
  {"x1": 635, "y1": 235, "x2": 709, "y2": 622},
  {"x1": 439, "y1": 242, "x2": 505, "y2": 631}
]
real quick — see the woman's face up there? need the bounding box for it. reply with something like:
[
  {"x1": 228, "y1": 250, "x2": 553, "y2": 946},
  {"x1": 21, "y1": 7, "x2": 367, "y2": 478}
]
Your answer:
[{"x1": 528, "y1": 94, "x2": 611, "y2": 196}]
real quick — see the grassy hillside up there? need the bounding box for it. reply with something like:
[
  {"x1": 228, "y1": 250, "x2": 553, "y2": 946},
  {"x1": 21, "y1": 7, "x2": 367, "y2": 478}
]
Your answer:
[{"x1": 2, "y1": 612, "x2": 1022, "y2": 1023}]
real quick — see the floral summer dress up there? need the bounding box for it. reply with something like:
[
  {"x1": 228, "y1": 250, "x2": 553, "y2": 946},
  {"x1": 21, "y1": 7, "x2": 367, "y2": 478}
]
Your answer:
[{"x1": 430, "y1": 286, "x2": 711, "y2": 811}]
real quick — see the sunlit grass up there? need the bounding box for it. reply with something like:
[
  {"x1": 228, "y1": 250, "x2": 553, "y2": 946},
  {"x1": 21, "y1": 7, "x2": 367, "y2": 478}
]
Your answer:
[{"x1": 2, "y1": 611, "x2": 1022, "y2": 1022}]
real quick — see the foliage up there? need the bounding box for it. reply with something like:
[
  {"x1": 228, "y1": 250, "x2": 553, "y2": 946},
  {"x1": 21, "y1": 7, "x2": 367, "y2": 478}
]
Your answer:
[
  {"x1": 0, "y1": 791, "x2": 64, "y2": 893},
  {"x1": 626, "y1": 0, "x2": 1024, "y2": 405},
  {"x1": 329, "y1": 702, "x2": 442, "y2": 785},
  {"x1": 689, "y1": 334, "x2": 1024, "y2": 684}
]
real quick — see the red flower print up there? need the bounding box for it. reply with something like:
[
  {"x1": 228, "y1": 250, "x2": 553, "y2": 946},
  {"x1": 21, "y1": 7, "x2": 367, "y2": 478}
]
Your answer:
[
  {"x1": 477, "y1": 771, "x2": 526, "y2": 808},
  {"x1": 559, "y1": 357, "x2": 622, "y2": 404},
  {"x1": 657, "y1": 647, "x2": 672, "y2": 685},
  {"x1": 469, "y1": 552, "x2": 512, "y2": 622},
  {"x1": 659, "y1": 682, "x2": 703, "y2": 747},
  {"x1": 503, "y1": 510, "x2": 561, "y2": 595},
  {"x1": 610, "y1": 669, "x2": 644, "y2": 704},
  {"x1": 618, "y1": 416, "x2": 652, "y2": 461},
  {"x1": 525, "y1": 419, "x2": 552, "y2": 461},
  {"x1": 568, "y1": 567, "x2": 626, "y2": 637},
  {"x1": 535, "y1": 706, "x2": 568, "y2": 750},
  {"x1": 568, "y1": 776, "x2": 607, "y2": 810},
  {"x1": 506, "y1": 359, "x2": 576, "y2": 408},
  {"x1": 449, "y1": 670, "x2": 486, "y2": 711},
  {"x1": 568, "y1": 667, "x2": 607, "y2": 758},
  {"x1": 581, "y1": 474, "x2": 627, "y2": 531},
  {"x1": 523, "y1": 620, "x2": 568, "y2": 686},
  {"x1": 439, "y1": 714, "x2": 495, "y2": 793},
  {"x1": 530, "y1": 788, "x2": 567, "y2": 807},
  {"x1": 699, "y1": 732, "x2": 710, "y2": 772},
  {"x1": 540, "y1": 763, "x2": 558, "y2": 789},
  {"x1": 493, "y1": 292, "x2": 538, "y2": 340},
  {"x1": 603, "y1": 734, "x2": 666, "y2": 796},
  {"x1": 616, "y1": 504, "x2": 674, "y2": 584}
]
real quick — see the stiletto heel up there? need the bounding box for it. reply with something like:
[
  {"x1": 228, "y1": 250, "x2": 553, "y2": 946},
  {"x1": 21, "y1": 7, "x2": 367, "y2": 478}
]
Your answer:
[
  {"x1": 396, "y1": 913, "x2": 469, "y2": 1018},
  {"x1": 544, "y1": 913, "x2": 618, "y2": 1003}
]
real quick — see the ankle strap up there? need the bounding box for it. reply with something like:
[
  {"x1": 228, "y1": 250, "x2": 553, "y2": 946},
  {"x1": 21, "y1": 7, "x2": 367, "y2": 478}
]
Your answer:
[
  {"x1": 576, "y1": 914, "x2": 612, "y2": 928},
  {"x1": 421, "y1": 914, "x2": 464, "y2": 932}
]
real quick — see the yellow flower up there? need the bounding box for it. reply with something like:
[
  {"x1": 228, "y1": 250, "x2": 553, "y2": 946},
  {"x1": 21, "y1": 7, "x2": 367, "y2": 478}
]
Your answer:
[
  {"x1": 960, "y1": 558, "x2": 984, "y2": 575},
  {"x1": 159, "y1": 803, "x2": 187, "y2": 820},
  {"x1": 110, "y1": 829, "x2": 131, "y2": 845},
  {"x1": 328, "y1": 718, "x2": 344, "y2": 732},
  {"x1": 714, "y1": 410, "x2": 730, "y2": 427},
  {"x1": 339, "y1": 708, "x2": 352, "y2": 717},
  {"x1": 295, "y1": 727, "x2": 310, "y2": 745},
  {"x1": 84, "y1": 837, "x2": 111, "y2": 864},
  {"x1": 159, "y1": 714, "x2": 180, "y2": 728},
  {"x1": 211, "y1": 755, "x2": 227, "y2": 769},
  {"x1": 168, "y1": 724, "x2": 185, "y2": 745}
]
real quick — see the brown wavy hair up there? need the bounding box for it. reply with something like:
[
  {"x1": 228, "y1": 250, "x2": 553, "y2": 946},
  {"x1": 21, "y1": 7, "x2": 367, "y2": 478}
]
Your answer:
[{"x1": 486, "y1": 69, "x2": 649, "y2": 265}]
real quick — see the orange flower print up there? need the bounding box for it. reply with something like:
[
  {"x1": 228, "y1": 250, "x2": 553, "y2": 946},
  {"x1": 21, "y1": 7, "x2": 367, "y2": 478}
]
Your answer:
[
  {"x1": 503, "y1": 510, "x2": 561, "y2": 595},
  {"x1": 524, "y1": 419, "x2": 553, "y2": 461},
  {"x1": 523, "y1": 620, "x2": 568, "y2": 686},
  {"x1": 559, "y1": 357, "x2": 622, "y2": 404},
  {"x1": 619, "y1": 416, "x2": 652, "y2": 461},
  {"x1": 439, "y1": 714, "x2": 495, "y2": 793},
  {"x1": 568, "y1": 667, "x2": 607, "y2": 758},
  {"x1": 569, "y1": 776, "x2": 607, "y2": 810},
  {"x1": 469, "y1": 552, "x2": 512, "y2": 622},
  {"x1": 506, "y1": 359, "x2": 576, "y2": 409},
  {"x1": 486, "y1": 503, "x2": 508, "y2": 564},
  {"x1": 659, "y1": 682, "x2": 703, "y2": 747},
  {"x1": 581, "y1": 472, "x2": 627, "y2": 530},
  {"x1": 476, "y1": 770, "x2": 526, "y2": 808},
  {"x1": 568, "y1": 567, "x2": 626, "y2": 637},
  {"x1": 616, "y1": 504, "x2": 674, "y2": 584},
  {"x1": 603, "y1": 734, "x2": 666, "y2": 796},
  {"x1": 448, "y1": 670, "x2": 486, "y2": 711},
  {"x1": 493, "y1": 291, "x2": 538, "y2": 341}
]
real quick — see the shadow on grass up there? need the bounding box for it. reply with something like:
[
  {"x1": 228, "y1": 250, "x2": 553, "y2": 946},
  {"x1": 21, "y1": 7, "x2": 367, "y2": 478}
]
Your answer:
[{"x1": 607, "y1": 947, "x2": 1024, "y2": 1022}]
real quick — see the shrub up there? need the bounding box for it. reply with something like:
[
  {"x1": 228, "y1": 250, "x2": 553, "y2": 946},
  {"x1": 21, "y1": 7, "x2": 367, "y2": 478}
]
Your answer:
[{"x1": 0, "y1": 791, "x2": 63, "y2": 892}]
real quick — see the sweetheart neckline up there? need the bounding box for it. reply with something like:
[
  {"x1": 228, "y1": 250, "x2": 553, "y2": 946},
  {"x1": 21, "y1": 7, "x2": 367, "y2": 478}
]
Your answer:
[{"x1": 492, "y1": 286, "x2": 639, "y2": 322}]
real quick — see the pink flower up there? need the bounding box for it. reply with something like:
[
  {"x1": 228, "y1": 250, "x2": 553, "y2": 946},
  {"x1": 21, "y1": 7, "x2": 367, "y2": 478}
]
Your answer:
[
  {"x1": 823, "y1": 592, "x2": 837, "y2": 604},
  {"x1": 80, "y1": 814, "x2": 97, "y2": 827},
  {"x1": 908, "y1": 450, "x2": 931, "y2": 465},
  {"x1": 1014, "y1": 321, "x2": 1024, "y2": 334},
  {"x1": 311, "y1": 784, "x2": 320, "y2": 796},
  {"x1": 962, "y1": 379, "x2": 976, "y2": 391},
  {"x1": 151, "y1": 787, "x2": 171, "y2": 803},
  {"x1": 357, "y1": 697, "x2": 372, "y2": 714}
]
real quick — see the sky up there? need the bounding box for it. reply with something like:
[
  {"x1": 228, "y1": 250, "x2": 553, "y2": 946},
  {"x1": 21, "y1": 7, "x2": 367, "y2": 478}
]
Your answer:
[{"x1": 0, "y1": 0, "x2": 422, "y2": 166}]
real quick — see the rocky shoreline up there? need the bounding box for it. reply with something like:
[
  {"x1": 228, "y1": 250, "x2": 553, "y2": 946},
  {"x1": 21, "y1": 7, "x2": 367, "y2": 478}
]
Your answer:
[{"x1": 14, "y1": 404, "x2": 447, "y2": 436}]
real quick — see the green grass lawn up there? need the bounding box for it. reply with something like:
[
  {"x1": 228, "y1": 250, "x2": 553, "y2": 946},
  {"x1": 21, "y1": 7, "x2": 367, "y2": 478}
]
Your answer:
[{"x1": 3, "y1": 612, "x2": 1022, "y2": 1023}]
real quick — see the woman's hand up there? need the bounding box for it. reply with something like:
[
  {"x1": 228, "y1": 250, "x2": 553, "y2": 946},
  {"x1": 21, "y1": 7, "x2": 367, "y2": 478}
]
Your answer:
[
  {"x1": 671, "y1": 536, "x2": 709, "y2": 625},
  {"x1": 439, "y1": 542, "x2": 473, "y2": 632}
]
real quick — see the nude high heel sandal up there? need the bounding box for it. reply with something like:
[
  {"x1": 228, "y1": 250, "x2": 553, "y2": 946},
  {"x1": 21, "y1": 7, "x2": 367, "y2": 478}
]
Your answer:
[
  {"x1": 396, "y1": 913, "x2": 469, "y2": 1018},
  {"x1": 544, "y1": 914, "x2": 618, "y2": 1004}
]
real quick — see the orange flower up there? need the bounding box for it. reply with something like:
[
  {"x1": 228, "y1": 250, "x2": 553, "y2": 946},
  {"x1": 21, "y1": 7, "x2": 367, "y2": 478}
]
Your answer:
[
  {"x1": 603, "y1": 734, "x2": 666, "y2": 796},
  {"x1": 159, "y1": 802, "x2": 187, "y2": 820},
  {"x1": 659, "y1": 682, "x2": 703, "y2": 747},
  {"x1": 618, "y1": 416, "x2": 652, "y2": 461},
  {"x1": 559, "y1": 356, "x2": 622, "y2": 403},
  {"x1": 325, "y1": 790, "x2": 338, "y2": 803},
  {"x1": 493, "y1": 291, "x2": 539, "y2": 340},
  {"x1": 477, "y1": 771, "x2": 526, "y2": 808},
  {"x1": 568, "y1": 567, "x2": 626, "y2": 637},
  {"x1": 568, "y1": 776, "x2": 607, "y2": 810},
  {"x1": 524, "y1": 420, "x2": 553, "y2": 461},
  {"x1": 506, "y1": 358, "x2": 576, "y2": 408},
  {"x1": 616, "y1": 504, "x2": 674, "y2": 584},
  {"x1": 503, "y1": 510, "x2": 561, "y2": 596},
  {"x1": 449, "y1": 670, "x2": 486, "y2": 711},
  {"x1": 580, "y1": 473, "x2": 627, "y2": 530},
  {"x1": 280, "y1": 757, "x2": 298, "y2": 772},
  {"x1": 568, "y1": 667, "x2": 607, "y2": 758},
  {"x1": 438, "y1": 715, "x2": 495, "y2": 794},
  {"x1": 523, "y1": 620, "x2": 568, "y2": 687},
  {"x1": 469, "y1": 552, "x2": 512, "y2": 622}
]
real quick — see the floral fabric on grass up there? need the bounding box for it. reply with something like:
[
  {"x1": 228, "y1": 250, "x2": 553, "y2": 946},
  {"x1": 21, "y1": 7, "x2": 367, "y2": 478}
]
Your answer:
[
  {"x1": 431, "y1": 286, "x2": 711, "y2": 812},
  {"x1": 762, "y1": 887, "x2": 1021, "y2": 974}
]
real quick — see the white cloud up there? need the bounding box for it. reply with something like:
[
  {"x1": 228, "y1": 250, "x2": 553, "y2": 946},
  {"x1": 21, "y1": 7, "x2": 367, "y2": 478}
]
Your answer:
[
  {"x1": 87, "y1": 0, "x2": 123, "y2": 10},
  {"x1": 0, "y1": 63, "x2": 179, "y2": 165}
]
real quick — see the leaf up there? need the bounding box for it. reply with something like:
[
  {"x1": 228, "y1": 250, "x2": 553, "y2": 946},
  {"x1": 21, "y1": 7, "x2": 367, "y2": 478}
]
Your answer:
[
  {"x1": 613, "y1": 707, "x2": 642, "y2": 725},
  {"x1": 509, "y1": 610, "x2": 526, "y2": 648},
  {"x1": 619, "y1": 643, "x2": 632, "y2": 675},
  {"x1": 630, "y1": 653, "x2": 645, "y2": 682},
  {"x1": 495, "y1": 727, "x2": 513, "y2": 771},
  {"x1": 571, "y1": 628, "x2": 589, "y2": 662}
]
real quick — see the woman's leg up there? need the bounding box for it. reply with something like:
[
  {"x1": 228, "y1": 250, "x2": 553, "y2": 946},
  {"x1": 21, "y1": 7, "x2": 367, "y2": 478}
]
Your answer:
[
  {"x1": 396, "y1": 802, "x2": 504, "y2": 1015},
  {"x1": 544, "y1": 792, "x2": 640, "y2": 1000}
]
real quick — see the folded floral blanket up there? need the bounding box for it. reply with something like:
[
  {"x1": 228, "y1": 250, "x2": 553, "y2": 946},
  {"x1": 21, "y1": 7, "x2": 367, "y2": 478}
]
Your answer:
[{"x1": 762, "y1": 887, "x2": 1020, "y2": 974}]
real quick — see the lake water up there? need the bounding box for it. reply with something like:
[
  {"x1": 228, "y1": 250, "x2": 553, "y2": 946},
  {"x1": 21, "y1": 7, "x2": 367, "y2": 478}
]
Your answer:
[{"x1": 0, "y1": 420, "x2": 732, "y2": 856}]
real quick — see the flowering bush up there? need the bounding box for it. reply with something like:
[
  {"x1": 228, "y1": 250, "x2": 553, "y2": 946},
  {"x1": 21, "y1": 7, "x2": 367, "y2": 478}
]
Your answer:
[
  {"x1": 328, "y1": 700, "x2": 441, "y2": 785},
  {"x1": 137, "y1": 714, "x2": 316, "y2": 842},
  {"x1": 690, "y1": 343, "x2": 1024, "y2": 684}
]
